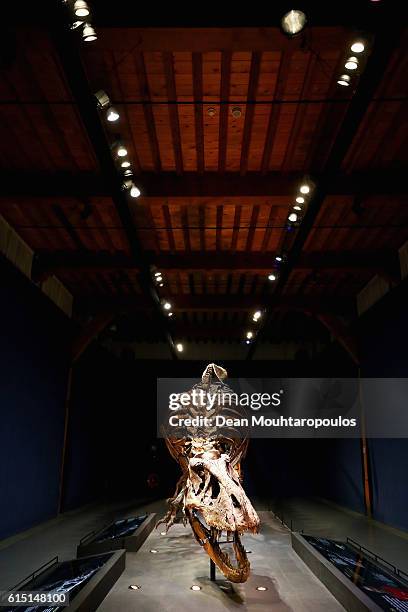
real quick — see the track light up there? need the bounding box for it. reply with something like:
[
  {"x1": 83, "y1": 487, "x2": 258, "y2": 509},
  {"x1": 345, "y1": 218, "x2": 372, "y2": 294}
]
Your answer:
[
  {"x1": 107, "y1": 107, "x2": 120, "y2": 122},
  {"x1": 163, "y1": 302, "x2": 172, "y2": 310},
  {"x1": 121, "y1": 160, "x2": 131, "y2": 168},
  {"x1": 299, "y1": 184, "x2": 310, "y2": 194},
  {"x1": 168, "y1": 312, "x2": 173, "y2": 317},
  {"x1": 296, "y1": 196, "x2": 305, "y2": 204},
  {"x1": 246, "y1": 331, "x2": 253, "y2": 339},
  {"x1": 288, "y1": 212, "x2": 298, "y2": 222},
  {"x1": 130, "y1": 184, "x2": 141, "y2": 198},
  {"x1": 95, "y1": 90, "x2": 110, "y2": 109},
  {"x1": 351, "y1": 41, "x2": 365, "y2": 53},
  {"x1": 281, "y1": 10, "x2": 307, "y2": 37},
  {"x1": 253, "y1": 310, "x2": 262, "y2": 322},
  {"x1": 268, "y1": 273, "x2": 276, "y2": 281},
  {"x1": 176, "y1": 343, "x2": 184, "y2": 352},
  {"x1": 337, "y1": 74, "x2": 351, "y2": 87},
  {"x1": 293, "y1": 205, "x2": 301, "y2": 211},
  {"x1": 123, "y1": 169, "x2": 133, "y2": 178},
  {"x1": 345, "y1": 56, "x2": 358, "y2": 70},
  {"x1": 71, "y1": 20, "x2": 85, "y2": 30},
  {"x1": 156, "y1": 275, "x2": 163, "y2": 282},
  {"x1": 74, "y1": 0, "x2": 90, "y2": 17},
  {"x1": 154, "y1": 272, "x2": 161, "y2": 277},
  {"x1": 82, "y1": 23, "x2": 97, "y2": 42},
  {"x1": 275, "y1": 256, "x2": 282, "y2": 262},
  {"x1": 116, "y1": 143, "x2": 128, "y2": 157},
  {"x1": 245, "y1": 339, "x2": 251, "y2": 345}
]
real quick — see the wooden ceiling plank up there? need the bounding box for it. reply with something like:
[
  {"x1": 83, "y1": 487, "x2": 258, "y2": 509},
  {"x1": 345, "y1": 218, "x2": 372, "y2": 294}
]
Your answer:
[
  {"x1": 134, "y1": 52, "x2": 162, "y2": 172},
  {"x1": 240, "y1": 52, "x2": 262, "y2": 176},
  {"x1": 162, "y1": 52, "x2": 184, "y2": 175},
  {"x1": 192, "y1": 52, "x2": 205, "y2": 174},
  {"x1": 218, "y1": 51, "x2": 232, "y2": 173}
]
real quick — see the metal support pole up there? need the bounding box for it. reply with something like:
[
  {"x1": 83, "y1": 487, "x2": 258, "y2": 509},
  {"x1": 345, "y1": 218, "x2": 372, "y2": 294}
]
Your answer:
[{"x1": 210, "y1": 559, "x2": 216, "y2": 581}]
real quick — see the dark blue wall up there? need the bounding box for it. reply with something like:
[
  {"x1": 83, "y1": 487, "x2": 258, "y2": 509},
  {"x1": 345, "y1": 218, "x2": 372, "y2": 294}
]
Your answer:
[
  {"x1": 0, "y1": 258, "x2": 70, "y2": 539},
  {"x1": 359, "y1": 283, "x2": 408, "y2": 531}
]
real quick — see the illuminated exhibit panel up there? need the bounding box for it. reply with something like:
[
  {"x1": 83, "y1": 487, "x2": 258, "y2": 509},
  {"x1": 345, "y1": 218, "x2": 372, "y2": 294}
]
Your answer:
[
  {"x1": 304, "y1": 536, "x2": 408, "y2": 612},
  {"x1": 3, "y1": 552, "x2": 124, "y2": 612},
  {"x1": 159, "y1": 363, "x2": 260, "y2": 584},
  {"x1": 94, "y1": 515, "x2": 147, "y2": 543}
]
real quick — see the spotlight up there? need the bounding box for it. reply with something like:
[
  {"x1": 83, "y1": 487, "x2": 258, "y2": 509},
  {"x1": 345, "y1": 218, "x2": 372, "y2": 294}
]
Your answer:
[
  {"x1": 345, "y1": 56, "x2": 358, "y2": 70},
  {"x1": 123, "y1": 169, "x2": 133, "y2": 177},
  {"x1": 176, "y1": 343, "x2": 184, "y2": 352},
  {"x1": 296, "y1": 196, "x2": 305, "y2": 204},
  {"x1": 121, "y1": 160, "x2": 131, "y2": 168},
  {"x1": 163, "y1": 302, "x2": 172, "y2": 310},
  {"x1": 130, "y1": 184, "x2": 141, "y2": 198},
  {"x1": 154, "y1": 272, "x2": 162, "y2": 277},
  {"x1": 167, "y1": 311, "x2": 173, "y2": 316},
  {"x1": 156, "y1": 276, "x2": 163, "y2": 282},
  {"x1": 288, "y1": 212, "x2": 298, "y2": 222},
  {"x1": 74, "y1": 0, "x2": 90, "y2": 17},
  {"x1": 191, "y1": 585, "x2": 201, "y2": 591},
  {"x1": 82, "y1": 23, "x2": 97, "y2": 42},
  {"x1": 246, "y1": 331, "x2": 253, "y2": 339},
  {"x1": 275, "y1": 256, "x2": 282, "y2": 262},
  {"x1": 256, "y1": 586, "x2": 268, "y2": 592},
  {"x1": 299, "y1": 184, "x2": 310, "y2": 194},
  {"x1": 129, "y1": 585, "x2": 141, "y2": 590},
  {"x1": 351, "y1": 41, "x2": 365, "y2": 53},
  {"x1": 245, "y1": 340, "x2": 251, "y2": 345},
  {"x1": 107, "y1": 107, "x2": 120, "y2": 122},
  {"x1": 160, "y1": 283, "x2": 164, "y2": 287},
  {"x1": 293, "y1": 205, "x2": 301, "y2": 211},
  {"x1": 116, "y1": 144, "x2": 128, "y2": 157},
  {"x1": 95, "y1": 90, "x2": 110, "y2": 109},
  {"x1": 281, "y1": 10, "x2": 307, "y2": 37},
  {"x1": 268, "y1": 273, "x2": 276, "y2": 281},
  {"x1": 253, "y1": 310, "x2": 262, "y2": 322},
  {"x1": 337, "y1": 74, "x2": 351, "y2": 87}
]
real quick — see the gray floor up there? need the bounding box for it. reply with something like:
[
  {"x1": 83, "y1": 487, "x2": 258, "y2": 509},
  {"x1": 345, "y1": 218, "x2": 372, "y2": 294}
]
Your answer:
[
  {"x1": 271, "y1": 497, "x2": 408, "y2": 575},
  {"x1": 97, "y1": 511, "x2": 345, "y2": 612}
]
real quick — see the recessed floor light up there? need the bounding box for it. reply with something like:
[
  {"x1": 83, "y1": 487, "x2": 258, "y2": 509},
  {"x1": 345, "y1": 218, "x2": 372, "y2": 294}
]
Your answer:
[
  {"x1": 191, "y1": 585, "x2": 201, "y2": 591},
  {"x1": 160, "y1": 531, "x2": 167, "y2": 535},
  {"x1": 256, "y1": 586, "x2": 268, "y2": 591},
  {"x1": 129, "y1": 585, "x2": 141, "y2": 590},
  {"x1": 150, "y1": 549, "x2": 158, "y2": 554}
]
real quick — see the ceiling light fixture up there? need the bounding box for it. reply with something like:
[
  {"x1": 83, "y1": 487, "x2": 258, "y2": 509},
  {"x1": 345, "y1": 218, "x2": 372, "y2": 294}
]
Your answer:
[
  {"x1": 116, "y1": 143, "x2": 128, "y2": 157},
  {"x1": 288, "y1": 212, "x2": 298, "y2": 222},
  {"x1": 281, "y1": 10, "x2": 307, "y2": 37},
  {"x1": 107, "y1": 107, "x2": 120, "y2": 122},
  {"x1": 176, "y1": 343, "x2": 184, "y2": 352},
  {"x1": 268, "y1": 273, "x2": 276, "y2": 281},
  {"x1": 351, "y1": 41, "x2": 365, "y2": 53},
  {"x1": 299, "y1": 184, "x2": 310, "y2": 194},
  {"x1": 246, "y1": 331, "x2": 253, "y2": 339},
  {"x1": 74, "y1": 0, "x2": 90, "y2": 17},
  {"x1": 82, "y1": 23, "x2": 97, "y2": 42},
  {"x1": 121, "y1": 160, "x2": 131, "y2": 168},
  {"x1": 293, "y1": 205, "x2": 301, "y2": 211},
  {"x1": 253, "y1": 310, "x2": 262, "y2": 322},
  {"x1": 275, "y1": 256, "x2": 282, "y2": 262},
  {"x1": 337, "y1": 74, "x2": 351, "y2": 87},
  {"x1": 345, "y1": 56, "x2": 358, "y2": 70},
  {"x1": 130, "y1": 184, "x2": 141, "y2": 198},
  {"x1": 163, "y1": 302, "x2": 172, "y2": 310},
  {"x1": 296, "y1": 196, "x2": 305, "y2": 204}
]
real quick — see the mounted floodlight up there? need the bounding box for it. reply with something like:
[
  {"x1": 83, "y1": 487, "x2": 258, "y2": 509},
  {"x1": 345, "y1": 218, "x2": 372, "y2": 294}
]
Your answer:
[
  {"x1": 116, "y1": 143, "x2": 128, "y2": 157},
  {"x1": 281, "y1": 10, "x2": 307, "y2": 37},
  {"x1": 95, "y1": 90, "x2": 110, "y2": 109},
  {"x1": 296, "y1": 196, "x2": 305, "y2": 204},
  {"x1": 351, "y1": 41, "x2": 365, "y2": 53},
  {"x1": 345, "y1": 56, "x2": 358, "y2": 70},
  {"x1": 83, "y1": 23, "x2": 97, "y2": 42},
  {"x1": 288, "y1": 212, "x2": 298, "y2": 222},
  {"x1": 337, "y1": 74, "x2": 351, "y2": 87},
  {"x1": 74, "y1": 0, "x2": 90, "y2": 17},
  {"x1": 130, "y1": 184, "x2": 141, "y2": 198},
  {"x1": 107, "y1": 107, "x2": 120, "y2": 122},
  {"x1": 121, "y1": 160, "x2": 131, "y2": 168}
]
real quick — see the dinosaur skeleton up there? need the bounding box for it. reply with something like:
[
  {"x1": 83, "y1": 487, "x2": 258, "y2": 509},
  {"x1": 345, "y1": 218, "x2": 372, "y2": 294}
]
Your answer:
[{"x1": 157, "y1": 363, "x2": 260, "y2": 583}]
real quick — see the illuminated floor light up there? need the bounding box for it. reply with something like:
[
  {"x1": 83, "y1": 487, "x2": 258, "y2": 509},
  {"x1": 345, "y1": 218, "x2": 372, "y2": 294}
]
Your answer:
[
  {"x1": 150, "y1": 549, "x2": 158, "y2": 554},
  {"x1": 191, "y1": 585, "x2": 201, "y2": 591},
  {"x1": 160, "y1": 531, "x2": 167, "y2": 535},
  {"x1": 129, "y1": 585, "x2": 141, "y2": 590},
  {"x1": 256, "y1": 586, "x2": 268, "y2": 591}
]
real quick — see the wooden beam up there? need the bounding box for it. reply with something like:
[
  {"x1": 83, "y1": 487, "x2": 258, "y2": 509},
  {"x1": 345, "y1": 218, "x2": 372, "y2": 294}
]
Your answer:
[
  {"x1": 240, "y1": 52, "x2": 262, "y2": 176},
  {"x1": 163, "y1": 52, "x2": 183, "y2": 175},
  {"x1": 72, "y1": 312, "x2": 115, "y2": 362},
  {"x1": 134, "y1": 52, "x2": 162, "y2": 172},
  {"x1": 192, "y1": 52, "x2": 204, "y2": 174},
  {"x1": 34, "y1": 250, "x2": 399, "y2": 275},
  {"x1": 0, "y1": 170, "x2": 406, "y2": 199},
  {"x1": 76, "y1": 294, "x2": 354, "y2": 315},
  {"x1": 218, "y1": 51, "x2": 232, "y2": 173}
]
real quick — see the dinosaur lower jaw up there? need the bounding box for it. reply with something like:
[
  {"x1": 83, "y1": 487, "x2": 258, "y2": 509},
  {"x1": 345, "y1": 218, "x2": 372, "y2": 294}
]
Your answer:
[{"x1": 187, "y1": 509, "x2": 250, "y2": 583}]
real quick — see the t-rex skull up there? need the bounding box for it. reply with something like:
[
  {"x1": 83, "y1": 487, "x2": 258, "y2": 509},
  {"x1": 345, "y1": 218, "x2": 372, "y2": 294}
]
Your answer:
[{"x1": 158, "y1": 364, "x2": 260, "y2": 583}]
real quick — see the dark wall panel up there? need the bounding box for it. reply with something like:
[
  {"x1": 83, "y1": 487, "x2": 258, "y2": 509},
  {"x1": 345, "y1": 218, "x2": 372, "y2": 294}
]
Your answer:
[{"x1": 0, "y1": 258, "x2": 70, "y2": 539}]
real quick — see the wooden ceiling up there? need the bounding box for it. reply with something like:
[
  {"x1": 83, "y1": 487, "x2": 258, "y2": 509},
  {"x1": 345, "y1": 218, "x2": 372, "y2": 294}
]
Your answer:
[{"x1": 0, "y1": 9, "x2": 407, "y2": 354}]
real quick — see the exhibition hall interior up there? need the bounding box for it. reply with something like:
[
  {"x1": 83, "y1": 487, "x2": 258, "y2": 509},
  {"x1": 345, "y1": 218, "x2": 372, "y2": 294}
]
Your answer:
[{"x1": 1, "y1": 2, "x2": 408, "y2": 611}]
